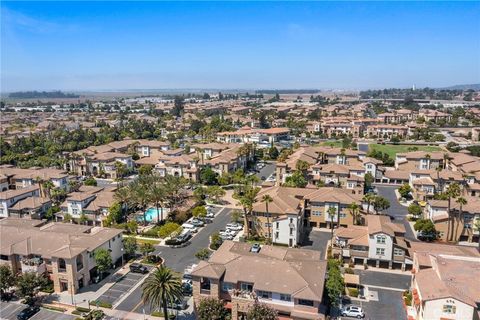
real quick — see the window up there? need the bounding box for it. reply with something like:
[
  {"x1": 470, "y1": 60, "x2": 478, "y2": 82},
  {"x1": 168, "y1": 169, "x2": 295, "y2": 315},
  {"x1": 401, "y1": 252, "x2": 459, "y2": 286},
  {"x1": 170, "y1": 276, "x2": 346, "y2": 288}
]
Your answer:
[
  {"x1": 376, "y1": 235, "x2": 386, "y2": 244},
  {"x1": 222, "y1": 282, "x2": 234, "y2": 292},
  {"x1": 72, "y1": 208, "x2": 79, "y2": 215},
  {"x1": 290, "y1": 228, "x2": 293, "y2": 235},
  {"x1": 264, "y1": 223, "x2": 271, "y2": 227},
  {"x1": 280, "y1": 294, "x2": 291, "y2": 301},
  {"x1": 376, "y1": 248, "x2": 385, "y2": 256},
  {"x1": 241, "y1": 283, "x2": 253, "y2": 292},
  {"x1": 298, "y1": 299, "x2": 314, "y2": 307},
  {"x1": 58, "y1": 258, "x2": 66, "y2": 272},
  {"x1": 275, "y1": 232, "x2": 279, "y2": 239},
  {"x1": 312, "y1": 210, "x2": 321, "y2": 216},
  {"x1": 394, "y1": 248, "x2": 403, "y2": 256},
  {"x1": 276, "y1": 222, "x2": 279, "y2": 229},
  {"x1": 0, "y1": 255, "x2": 8, "y2": 261},
  {"x1": 339, "y1": 212, "x2": 347, "y2": 218},
  {"x1": 442, "y1": 305, "x2": 456, "y2": 314},
  {"x1": 257, "y1": 290, "x2": 271, "y2": 299}
]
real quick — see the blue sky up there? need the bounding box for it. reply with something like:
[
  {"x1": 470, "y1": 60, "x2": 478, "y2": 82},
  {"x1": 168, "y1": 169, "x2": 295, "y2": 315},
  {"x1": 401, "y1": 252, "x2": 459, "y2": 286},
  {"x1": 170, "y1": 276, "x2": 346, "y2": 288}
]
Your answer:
[{"x1": 1, "y1": 1, "x2": 479, "y2": 91}]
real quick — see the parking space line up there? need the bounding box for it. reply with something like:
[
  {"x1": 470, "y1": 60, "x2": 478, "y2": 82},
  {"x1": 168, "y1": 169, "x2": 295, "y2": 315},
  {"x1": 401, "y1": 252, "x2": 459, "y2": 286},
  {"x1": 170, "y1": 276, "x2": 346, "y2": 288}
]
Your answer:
[{"x1": 365, "y1": 284, "x2": 406, "y2": 292}]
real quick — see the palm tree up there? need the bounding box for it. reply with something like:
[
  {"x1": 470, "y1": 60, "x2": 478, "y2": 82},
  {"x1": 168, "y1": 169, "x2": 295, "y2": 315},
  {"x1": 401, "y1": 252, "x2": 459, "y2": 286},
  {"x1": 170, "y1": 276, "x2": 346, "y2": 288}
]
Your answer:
[
  {"x1": 114, "y1": 186, "x2": 131, "y2": 222},
  {"x1": 363, "y1": 193, "x2": 375, "y2": 215},
  {"x1": 142, "y1": 266, "x2": 183, "y2": 320},
  {"x1": 454, "y1": 197, "x2": 467, "y2": 241},
  {"x1": 446, "y1": 183, "x2": 461, "y2": 242},
  {"x1": 348, "y1": 202, "x2": 360, "y2": 225},
  {"x1": 327, "y1": 207, "x2": 337, "y2": 244},
  {"x1": 235, "y1": 185, "x2": 260, "y2": 238},
  {"x1": 262, "y1": 194, "x2": 273, "y2": 243},
  {"x1": 149, "y1": 180, "x2": 166, "y2": 223}
]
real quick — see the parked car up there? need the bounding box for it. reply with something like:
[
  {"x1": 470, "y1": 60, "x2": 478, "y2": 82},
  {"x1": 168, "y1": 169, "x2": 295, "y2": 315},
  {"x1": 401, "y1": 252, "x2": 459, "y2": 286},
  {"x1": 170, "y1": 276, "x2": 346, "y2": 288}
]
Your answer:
[
  {"x1": 251, "y1": 243, "x2": 261, "y2": 253},
  {"x1": 226, "y1": 223, "x2": 243, "y2": 231},
  {"x1": 167, "y1": 297, "x2": 188, "y2": 310},
  {"x1": 417, "y1": 231, "x2": 437, "y2": 242},
  {"x1": 341, "y1": 305, "x2": 365, "y2": 318},
  {"x1": 219, "y1": 229, "x2": 236, "y2": 236},
  {"x1": 190, "y1": 219, "x2": 204, "y2": 227},
  {"x1": 17, "y1": 306, "x2": 40, "y2": 320},
  {"x1": 129, "y1": 263, "x2": 148, "y2": 274},
  {"x1": 182, "y1": 282, "x2": 193, "y2": 296},
  {"x1": 220, "y1": 234, "x2": 234, "y2": 241},
  {"x1": 182, "y1": 223, "x2": 198, "y2": 233},
  {"x1": 176, "y1": 230, "x2": 192, "y2": 242}
]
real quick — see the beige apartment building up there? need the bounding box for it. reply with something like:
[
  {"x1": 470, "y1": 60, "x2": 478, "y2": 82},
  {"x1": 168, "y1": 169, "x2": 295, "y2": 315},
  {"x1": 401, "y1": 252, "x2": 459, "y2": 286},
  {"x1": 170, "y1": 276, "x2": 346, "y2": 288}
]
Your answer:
[
  {"x1": 0, "y1": 218, "x2": 123, "y2": 295},
  {"x1": 191, "y1": 241, "x2": 327, "y2": 320}
]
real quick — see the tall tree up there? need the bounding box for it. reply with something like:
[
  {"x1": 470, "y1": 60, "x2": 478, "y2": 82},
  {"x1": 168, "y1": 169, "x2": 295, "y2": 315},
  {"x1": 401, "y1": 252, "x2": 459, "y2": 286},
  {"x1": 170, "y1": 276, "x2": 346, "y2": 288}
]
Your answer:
[
  {"x1": 142, "y1": 266, "x2": 183, "y2": 320},
  {"x1": 246, "y1": 302, "x2": 278, "y2": 320},
  {"x1": 149, "y1": 179, "x2": 166, "y2": 223},
  {"x1": 363, "y1": 193, "x2": 375, "y2": 214},
  {"x1": 446, "y1": 183, "x2": 461, "y2": 241},
  {"x1": 262, "y1": 194, "x2": 273, "y2": 243},
  {"x1": 327, "y1": 206, "x2": 337, "y2": 243},
  {"x1": 0, "y1": 265, "x2": 16, "y2": 297},
  {"x1": 454, "y1": 197, "x2": 467, "y2": 241},
  {"x1": 234, "y1": 185, "x2": 260, "y2": 237},
  {"x1": 196, "y1": 297, "x2": 229, "y2": 320},
  {"x1": 348, "y1": 202, "x2": 360, "y2": 225}
]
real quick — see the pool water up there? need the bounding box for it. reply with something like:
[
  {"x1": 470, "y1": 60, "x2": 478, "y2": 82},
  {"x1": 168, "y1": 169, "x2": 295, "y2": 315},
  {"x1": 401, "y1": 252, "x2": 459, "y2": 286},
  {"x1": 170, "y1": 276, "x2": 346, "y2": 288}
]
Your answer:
[{"x1": 138, "y1": 207, "x2": 169, "y2": 222}]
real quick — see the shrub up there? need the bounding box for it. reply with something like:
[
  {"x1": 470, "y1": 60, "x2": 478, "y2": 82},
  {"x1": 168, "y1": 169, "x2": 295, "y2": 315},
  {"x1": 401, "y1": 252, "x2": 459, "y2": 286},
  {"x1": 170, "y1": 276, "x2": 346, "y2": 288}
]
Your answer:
[
  {"x1": 348, "y1": 288, "x2": 359, "y2": 297},
  {"x1": 89, "y1": 300, "x2": 112, "y2": 309},
  {"x1": 403, "y1": 290, "x2": 413, "y2": 306},
  {"x1": 158, "y1": 222, "x2": 182, "y2": 239},
  {"x1": 76, "y1": 307, "x2": 91, "y2": 313},
  {"x1": 195, "y1": 248, "x2": 211, "y2": 261},
  {"x1": 344, "y1": 267, "x2": 354, "y2": 274},
  {"x1": 42, "y1": 305, "x2": 66, "y2": 312}
]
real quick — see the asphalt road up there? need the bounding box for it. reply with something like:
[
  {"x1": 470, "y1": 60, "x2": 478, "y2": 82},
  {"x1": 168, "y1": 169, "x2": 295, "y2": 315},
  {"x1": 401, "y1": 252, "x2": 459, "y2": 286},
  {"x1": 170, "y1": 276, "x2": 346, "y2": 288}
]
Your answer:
[
  {"x1": 375, "y1": 184, "x2": 417, "y2": 241},
  {"x1": 255, "y1": 161, "x2": 276, "y2": 181},
  {"x1": 0, "y1": 302, "x2": 76, "y2": 320},
  {"x1": 354, "y1": 270, "x2": 411, "y2": 290},
  {"x1": 347, "y1": 288, "x2": 407, "y2": 320},
  {"x1": 115, "y1": 207, "x2": 232, "y2": 314}
]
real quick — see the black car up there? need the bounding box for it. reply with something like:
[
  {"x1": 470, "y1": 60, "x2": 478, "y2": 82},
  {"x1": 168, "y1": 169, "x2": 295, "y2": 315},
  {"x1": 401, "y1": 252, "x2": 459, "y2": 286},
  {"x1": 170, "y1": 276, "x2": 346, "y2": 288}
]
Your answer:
[
  {"x1": 129, "y1": 263, "x2": 148, "y2": 274},
  {"x1": 417, "y1": 231, "x2": 437, "y2": 242},
  {"x1": 17, "y1": 306, "x2": 40, "y2": 320}
]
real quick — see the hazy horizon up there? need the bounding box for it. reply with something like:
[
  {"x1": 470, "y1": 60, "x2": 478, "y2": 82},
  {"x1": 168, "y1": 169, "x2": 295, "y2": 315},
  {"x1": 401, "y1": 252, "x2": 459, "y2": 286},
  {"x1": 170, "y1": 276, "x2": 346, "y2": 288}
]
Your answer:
[{"x1": 2, "y1": 2, "x2": 479, "y2": 92}]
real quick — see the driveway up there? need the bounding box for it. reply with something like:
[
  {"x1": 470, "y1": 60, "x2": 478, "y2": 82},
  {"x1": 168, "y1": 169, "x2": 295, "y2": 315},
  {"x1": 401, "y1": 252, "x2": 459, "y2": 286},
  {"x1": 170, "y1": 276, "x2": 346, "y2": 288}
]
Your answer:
[
  {"x1": 375, "y1": 184, "x2": 417, "y2": 241},
  {"x1": 301, "y1": 229, "x2": 331, "y2": 258},
  {"x1": 354, "y1": 269, "x2": 411, "y2": 291},
  {"x1": 343, "y1": 289, "x2": 407, "y2": 320},
  {"x1": 255, "y1": 161, "x2": 275, "y2": 181},
  {"x1": 115, "y1": 207, "x2": 232, "y2": 314},
  {"x1": 96, "y1": 271, "x2": 150, "y2": 306},
  {"x1": 0, "y1": 302, "x2": 76, "y2": 320}
]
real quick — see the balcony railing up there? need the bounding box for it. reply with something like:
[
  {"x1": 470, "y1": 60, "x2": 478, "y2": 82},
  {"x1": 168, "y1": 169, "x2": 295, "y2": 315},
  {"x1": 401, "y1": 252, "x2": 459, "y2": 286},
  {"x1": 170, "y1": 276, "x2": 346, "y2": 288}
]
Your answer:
[
  {"x1": 230, "y1": 289, "x2": 257, "y2": 300},
  {"x1": 21, "y1": 258, "x2": 46, "y2": 274}
]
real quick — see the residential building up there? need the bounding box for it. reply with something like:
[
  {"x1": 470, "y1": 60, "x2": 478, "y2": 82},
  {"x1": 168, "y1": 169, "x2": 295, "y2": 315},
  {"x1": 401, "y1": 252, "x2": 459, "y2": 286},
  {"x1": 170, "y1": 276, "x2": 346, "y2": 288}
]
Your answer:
[
  {"x1": 0, "y1": 218, "x2": 123, "y2": 295},
  {"x1": 191, "y1": 241, "x2": 327, "y2": 320},
  {"x1": 333, "y1": 215, "x2": 412, "y2": 270},
  {"x1": 0, "y1": 186, "x2": 41, "y2": 218}
]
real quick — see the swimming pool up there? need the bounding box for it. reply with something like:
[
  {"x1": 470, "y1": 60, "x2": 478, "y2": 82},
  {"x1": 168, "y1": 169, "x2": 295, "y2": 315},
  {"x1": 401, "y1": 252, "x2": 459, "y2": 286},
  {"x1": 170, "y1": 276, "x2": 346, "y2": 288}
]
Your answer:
[{"x1": 139, "y1": 207, "x2": 169, "y2": 222}]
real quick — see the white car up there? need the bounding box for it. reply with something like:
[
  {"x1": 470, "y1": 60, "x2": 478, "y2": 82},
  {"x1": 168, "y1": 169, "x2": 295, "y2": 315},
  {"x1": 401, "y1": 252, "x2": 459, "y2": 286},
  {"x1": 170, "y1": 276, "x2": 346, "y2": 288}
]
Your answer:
[
  {"x1": 219, "y1": 229, "x2": 236, "y2": 236},
  {"x1": 226, "y1": 223, "x2": 243, "y2": 231},
  {"x1": 341, "y1": 305, "x2": 365, "y2": 319}
]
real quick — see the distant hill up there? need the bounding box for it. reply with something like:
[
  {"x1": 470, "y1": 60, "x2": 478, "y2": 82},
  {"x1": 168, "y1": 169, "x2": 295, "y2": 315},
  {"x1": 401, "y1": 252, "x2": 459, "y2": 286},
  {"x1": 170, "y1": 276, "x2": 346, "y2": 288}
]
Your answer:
[
  {"x1": 439, "y1": 84, "x2": 480, "y2": 90},
  {"x1": 8, "y1": 90, "x2": 80, "y2": 99}
]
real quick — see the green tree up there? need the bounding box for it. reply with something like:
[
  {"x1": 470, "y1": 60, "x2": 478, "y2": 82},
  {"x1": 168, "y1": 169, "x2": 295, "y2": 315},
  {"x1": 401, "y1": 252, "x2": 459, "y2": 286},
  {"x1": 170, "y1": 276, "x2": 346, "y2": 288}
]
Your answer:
[
  {"x1": 0, "y1": 265, "x2": 16, "y2": 297},
  {"x1": 140, "y1": 243, "x2": 155, "y2": 257},
  {"x1": 283, "y1": 171, "x2": 307, "y2": 188},
  {"x1": 195, "y1": 248, "x2": 211, "y2": 261},
  {"x1": 398, "y1": 183, "x2": 412, "y2": 199},
  {"x1": 123, "y1": 237, "x2": 138, "y2": 258},
  {"x1": 200, "y1": 167, "x2": 218, "y2": 185},
  {"x1": 268, "y1": 146, "x2": 279, "y2": 160},
  {"x1": 246, "y1": 302, "x2": 278, "y2": 320},
  {"x1": 454, "y1": 197, "x2": 467, "y2": 241},
  {"x1": 326, "y1": 259, "x2": 344, "y2": 307},
  {"x1": 141, "y1": 266, "x2": 183, "y2": 320},
  {"x1": 79, "y1": 213, "x2": 89, "y2": 225},
  {"x1": 16, "y1": 272, "x2": 48, "y2": 305},
  {"x1": 364, "y1": 173, "x2": 374, "y2": 189},
  {"x1": 206, "y1": 186, "x2": 226, "y2": 203},
  {"x1": 192, "y1": 206, "x2": 207, "y2": 218},
  {"x1": 84, "y1": 177, "x2": 97, "y2": 186},
  {"x1": 196, "y1": 297, "x2": 229, "y2": 320},
  {"x1": 327, "y1": 207, "x2": 337, "y2": 242},
  {"x1": 105, "y1": 202, "x2": 123, "y2": 226},
  {"x1": 373, "y1": 196, "x2": 390, "y2": 214},
  {"x1": 408, "y1": 203, "x2": 423, "y2": 219},
  {"x1": 138, "y1": 164, "x2": 154, "y2": 176},
  {"x1": 210, "y1": 232, "x2": 223, "y2": 250},
  {"x1": 414, "y1": 219, "x2": 436, "y2": 235},
  {"x1": 94, "y1": 248, "x2": 112, "y2": 276},
  {"x1": 234, "y1": 185, "x2": 260, "y2": 237},
  {"x1": 231, "y1": 210, "x2": 242, "y2": 224},
  {"x1": 149, "y1": 180, "x2": 167, "y2": 222}
]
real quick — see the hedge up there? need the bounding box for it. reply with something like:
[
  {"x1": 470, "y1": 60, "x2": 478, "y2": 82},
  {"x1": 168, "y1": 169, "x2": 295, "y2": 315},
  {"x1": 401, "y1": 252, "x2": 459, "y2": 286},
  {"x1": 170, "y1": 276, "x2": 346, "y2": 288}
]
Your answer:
[{"x1": 89, "y1": 300, "x2": 112, "y2": 309}]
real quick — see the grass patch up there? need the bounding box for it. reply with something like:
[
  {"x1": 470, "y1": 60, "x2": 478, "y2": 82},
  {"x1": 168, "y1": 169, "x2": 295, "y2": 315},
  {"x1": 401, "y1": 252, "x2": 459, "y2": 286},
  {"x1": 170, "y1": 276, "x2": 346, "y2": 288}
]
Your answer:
[
  {"x1": 123, "y1": 235, "x2": 160, "y2": 245},
  {"x1": 319, "y1": 140, "x2": 344, "y2": 148},
  {"x1": 369, "y1": 144, "x2": 442, "y2": 159},
  {"x1": 89, "y1": 300, "x2": 112, "y2": 309},
  {"x1": 41, "y1": 305, "x2": 66, "y2": 312}
]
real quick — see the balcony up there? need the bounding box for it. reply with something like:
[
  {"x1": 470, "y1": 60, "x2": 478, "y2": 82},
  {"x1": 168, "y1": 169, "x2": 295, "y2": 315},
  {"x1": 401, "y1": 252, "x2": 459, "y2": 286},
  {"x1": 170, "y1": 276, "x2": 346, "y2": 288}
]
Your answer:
[
  {"x1": 230, "y1": 289, "x2": 256, "y2": 300},
  {"x1": 21, "y1": 257, "x2": 46, "y2": 274}
]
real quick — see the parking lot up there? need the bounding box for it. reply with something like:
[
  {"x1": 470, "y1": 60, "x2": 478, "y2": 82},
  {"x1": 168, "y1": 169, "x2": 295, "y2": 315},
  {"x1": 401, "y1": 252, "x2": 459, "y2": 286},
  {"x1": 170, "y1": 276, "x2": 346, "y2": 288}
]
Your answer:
[
  {"x1": 0, "y1": 302, "x2": 76, "y2": 320},
  {"x1": 96, "y1": 270, "x2": 150, "y2": 306},
  {"x1": 339, "y1": 270, "x2": 410, "y2": 319}
]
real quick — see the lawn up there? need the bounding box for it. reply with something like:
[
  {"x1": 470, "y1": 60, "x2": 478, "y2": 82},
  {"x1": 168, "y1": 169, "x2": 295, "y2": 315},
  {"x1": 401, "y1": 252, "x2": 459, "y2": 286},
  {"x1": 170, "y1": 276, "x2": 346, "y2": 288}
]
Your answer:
[
  {"x1": 123, "y1": 235, "x2": 160, "y2": 245},
  {"x1": 369, "y1": 144, "x2": 442, "y2": 159},
  {"x1": 319, "y1": 140, "x2": 344, "y2": 148}
]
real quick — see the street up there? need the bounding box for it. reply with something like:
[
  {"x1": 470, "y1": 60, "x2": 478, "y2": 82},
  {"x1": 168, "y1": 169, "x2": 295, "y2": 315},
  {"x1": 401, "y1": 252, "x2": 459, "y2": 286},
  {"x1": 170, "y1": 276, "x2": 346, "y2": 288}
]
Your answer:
[
  {"x1": 255, "y1": 161, "x2": 275, "y2": 181},
  {"x1": 115, "y1": 207, "x2": 233, "y2": 314},
  {"x1": 374, "y1": 184, "x2": 417, "y2": 241},
  {"x1": 301, "y1": 228, "x2": 331, "y2": 258}
]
